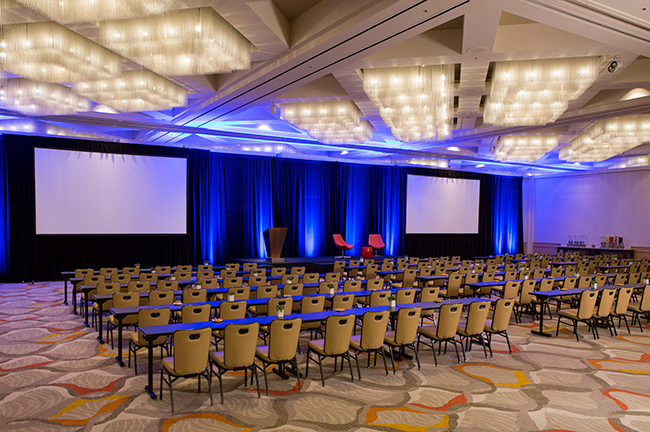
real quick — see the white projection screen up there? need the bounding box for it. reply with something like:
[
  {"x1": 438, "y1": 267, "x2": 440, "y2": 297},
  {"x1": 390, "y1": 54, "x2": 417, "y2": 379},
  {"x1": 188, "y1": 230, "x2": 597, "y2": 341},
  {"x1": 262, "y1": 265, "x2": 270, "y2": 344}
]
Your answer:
[
  {"x1": 406, "y1": 175, "x2": 480, "y2": 234},
  {"x1": 34, "y1": 148, "x2": 187, "y2": 234}
]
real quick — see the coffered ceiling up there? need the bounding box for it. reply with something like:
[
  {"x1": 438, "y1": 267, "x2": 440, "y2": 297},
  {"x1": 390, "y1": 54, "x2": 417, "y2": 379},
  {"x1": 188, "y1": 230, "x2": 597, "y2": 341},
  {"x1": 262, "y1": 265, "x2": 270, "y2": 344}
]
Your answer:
[{"x1": 3, "y1": 0, "x2": 650, "y2": 176}]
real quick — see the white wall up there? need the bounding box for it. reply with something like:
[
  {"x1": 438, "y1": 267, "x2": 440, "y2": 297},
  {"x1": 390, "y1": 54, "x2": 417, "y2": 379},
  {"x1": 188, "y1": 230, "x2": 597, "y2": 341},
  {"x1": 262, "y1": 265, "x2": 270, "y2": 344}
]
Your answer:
[{"x1": 532, "y1": 167, "x2": 650, "y2": 247}]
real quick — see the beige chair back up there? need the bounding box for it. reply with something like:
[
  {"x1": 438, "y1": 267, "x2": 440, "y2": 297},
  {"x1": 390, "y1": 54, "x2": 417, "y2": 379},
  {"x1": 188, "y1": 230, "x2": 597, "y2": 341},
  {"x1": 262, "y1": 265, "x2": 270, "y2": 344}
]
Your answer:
[
  {"x1": 176, "y1": 265, "x2": 192, "y2": 272},
  {"x1": 84, "y1": 274, "x2": 104, "y2": 286},
  {"x1": 366, "y1": 279, "x2": 383, "y2": 290},
  {"x1": 302, "y1": 273, "x2": 319, "y2": 284},
  {"x1": 485, "y1": 265, "x2": 497, "y2": 273},
  {"x1": 628, "y1": 272, "x2": 640, "y2": 284},
  {"x1": 197, "y1": 270, "x2": 214, "y2": 280},
  {"x1": 291, "y1": 266, "x2": 306, "y2": 275},
  {"x1": 482, "y1": 272, "x2": 495, "y2": 282},
  {"x1": 224, "y1": 263, "x2": 240, "y2": 272},
  {"x1": 637, "y1": 285, "x2": 650, "y2": 312},
  {"x1": 172, "y1": 271, "x2": 192, "y2": 282},
  {"x1": 420, "y1": 287, "x2": 439, "y2": 303},
  {"x1": 464, "y1": 273, "x2": 479, "y2": 285},
  {"x1": 281, "y1": 274, "x2": 299, "y2": 285},
  {"x1": 532, "y1": 269, "x2": 545, "y2": 279},
  {"x1": 75, "y1": 268, "x2": 94, "y2": 278},
  {"x1": 487, "y1": 298, "x2": 514, "y2": 332},
  {"x1": 271, "y1": 267, "x2": 286, "y2": 277},
  {"x1": 267, "y1": 318, "x2": 302, "y2": 361},
  {"x1": 257, "y1": 285, "x2": 278, "y2": 299},
  {"x1": 248, "y1": 276, "x2": 267, "y2": 287},
  {"x1": 197, "y1": 264, "x2": 212, "y2": 272},
  {"x1": 267, "y1": 298, "x2": 293, "y2": 317},
  {"x1": 249, "y1": 268, "x2": 266, "y2": 277},
  {"x1": 157, "y1": 280, "x2": 178, "y2": 291},
  {"x1": 393, "y1": 307, "x2": 421, "y2": 345},
  {"x1": 563, "y1": 277, "x2": 577, "y2": 289},
  {"x1": 154, "y1": 266, "x2": 171, "y2": 274},
  {"x1": 223, "y1": 323, "x2": 259, "y2": 369},
  {"x1": 128, "y1": 281, "x2": 151, "y2": 297},
  {"x1": 301, "y1": 295, "x2": 325, "y2": 313},
  {"x1": 135, "y1": 308, "x2": 171, "y2": 345},
  {"x1": 243, "y1": 263, "x2": 257, "y2": 271},
  {"x1": 418, "y1": 267, "x2": 432, "y2": 277},
  {"x1": 332, "y1": 260, "x2": 345, "y2": 274},
  {"x1": 150, "y1": 290, "x2": 174, "y2": 306},
  {"x1": 576, "y1": 290, "x2": 599, "y2": 320},
  {"x1": 282, "y1": 283, "x2": 304, "y2": 297},
  {"x1": 197, "y1": 278, "x2": 219, "y2": 288},
  {"x1": 614, "y1": 287, "x2": 633, "y2": 314},
  {"x1": 364, "y1": 264, "x2": 378, "y2": 280},
  {"x1": 113, "y1": 291, "x2": 140, "y2": 308},
  {"x1": 369, "y1": 290, "x2": 390, "y2": 307},
  {"x1": 139, "y1": 273, "x2": 158, "y2": 283},
  {"x1": 400, "y1": 269, "x2": 417, "y2": 287},
  {"x1": 172, "y1": 327, "x2": 211, "y2": 375},
  {"x1": 96, "y1": 282, "x2": 120, "y2": 309},
  {"x1": 358, "y1": 310, "x2": 389, "y2": 350},
  {"x1": 182, "y1": 288, "x2": 207, "y2": 304},
  {"x1": 324, "y1": 272, "x2": 340, "y2": 282},
  {"x1": 111, "y1": 273, "x2": 131, "y2": 284},
  {"x1": 435, "y1": 303, "x2": 463, "y2": 339},
  {"x1": 332, "y1": 294, "x2": 354, "y2": 310},
  {"x1": 322, "y1": 315, "x2": 355, "y2": 355},
  {"x1": 550, "y1": 268, "x2": 562, "y2": 278},
  {"x1": 577, "y1": 276, "x2": 593, "y2": 289},
  {"x1": 343, "y1": 280, "x2": 361, "y2": 292},
  {"x1": 502, "y1": 281, "x2": 520, "y2": 299},
  {"x1": 596, "y1": 288, "x2": 616, "y2": 318},
  {"x1": 396, "y1": 288, "x2": 416, "y2": 304},
  {"x1": 318, "y1": 281, "x2": 337, "y2": 294},
  {"x1": 539, "y1": 278, "x2": 554, "y2": 291},
  {"x1": 519, "y1": 280, "x2": 536, "y2": 304},
  {"x1": 461, "y1": 301, "x2": 490, "y2": 336},
  {"x1": 593, "y1": 275, "x2": 607, "y2": 287},
  {"x1": 230, "y1": 286, "x2": 250, "y2": 300},
  {"x1": 613, "y1": 274, "x2": 628, "y2": 285},
  {"x1": 100, "y1": 267, "x2": 118, "y2": 276},
  {"x1": 181, "y1": 304, "x2": 211, "y2": 323},
  {"x1": 219, "y1": 301, "x2": 247, "y2": 320},
  {"x1": 222, "y1": 277, "x2": 243, "y2": 288},
  {"x1": 220, "y1": 269, "x2": 238, "y2": 278},
  {"x1": 446, "y1": 275, "x2": 463, "y2": 297}
]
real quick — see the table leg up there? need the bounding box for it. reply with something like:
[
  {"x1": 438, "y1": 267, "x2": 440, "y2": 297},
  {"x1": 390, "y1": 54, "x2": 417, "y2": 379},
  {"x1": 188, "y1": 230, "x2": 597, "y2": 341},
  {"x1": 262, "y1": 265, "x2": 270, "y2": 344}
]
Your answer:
[
  {"x1": 97, "y1": 301, "x2": 104, "y2": 344},
  {"x1": 531, "y1": 300, "x2": 552, "y2": 337},
  {"x1": 64, "y1": 279, "x2": 68, "y2": 305},
  {"x1": 72, "y1": 285, "x2": 78, "y2": 315},
  {"x1": 145, "y1": 337, "x2": 157, "y2": 399},
  {"x1": 83, "y1": 291, "x2": 90, "y2": 327},
  {"x1": 116, "y1": 317, "x2": 125, "y2": 366}
]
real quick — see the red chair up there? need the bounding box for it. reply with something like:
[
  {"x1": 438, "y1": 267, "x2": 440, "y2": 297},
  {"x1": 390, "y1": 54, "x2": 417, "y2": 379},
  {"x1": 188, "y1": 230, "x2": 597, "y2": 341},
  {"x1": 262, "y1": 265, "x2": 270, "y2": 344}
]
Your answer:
[
  {"x1": 368, "y1": 234, "x2": 385, "y2": 255},
  {"x1": 333, "y1": 234, "x2": 354, "y2": 257}
]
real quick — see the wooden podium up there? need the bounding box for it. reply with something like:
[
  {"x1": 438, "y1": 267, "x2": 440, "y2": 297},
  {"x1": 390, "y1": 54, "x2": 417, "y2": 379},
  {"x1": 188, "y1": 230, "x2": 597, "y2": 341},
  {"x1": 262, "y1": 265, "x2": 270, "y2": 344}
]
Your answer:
[{"x1": 263, "y1": 228, "x2": 287, "y2": 259}]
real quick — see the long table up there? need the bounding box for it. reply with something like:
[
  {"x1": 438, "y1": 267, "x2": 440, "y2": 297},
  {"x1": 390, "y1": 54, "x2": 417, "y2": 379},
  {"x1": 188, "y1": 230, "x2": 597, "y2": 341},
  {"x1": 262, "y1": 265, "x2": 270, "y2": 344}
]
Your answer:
[{"x1": 135, "y1": 297, "x2": 489, "y2": 399}]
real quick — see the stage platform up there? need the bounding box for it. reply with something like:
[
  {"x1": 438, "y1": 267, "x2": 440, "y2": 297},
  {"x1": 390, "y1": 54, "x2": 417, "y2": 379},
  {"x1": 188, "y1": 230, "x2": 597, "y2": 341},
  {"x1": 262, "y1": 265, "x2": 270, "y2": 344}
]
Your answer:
[{"x1": 235, "y1": 255, "x2": 401, "y2": 273}]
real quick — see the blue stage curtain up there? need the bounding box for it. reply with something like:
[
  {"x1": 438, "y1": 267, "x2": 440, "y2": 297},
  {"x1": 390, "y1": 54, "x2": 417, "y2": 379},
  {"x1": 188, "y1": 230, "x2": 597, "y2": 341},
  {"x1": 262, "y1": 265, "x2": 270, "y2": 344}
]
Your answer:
[
  {"x1": 370, "y1": 166, "x2": 406, "y2": 256},
  {"x1": 492, "y1": 175, "x2": 523, "y2": 255},
  {"x1": 340, "y1": 163, "x2": 371, "y2": 256}
]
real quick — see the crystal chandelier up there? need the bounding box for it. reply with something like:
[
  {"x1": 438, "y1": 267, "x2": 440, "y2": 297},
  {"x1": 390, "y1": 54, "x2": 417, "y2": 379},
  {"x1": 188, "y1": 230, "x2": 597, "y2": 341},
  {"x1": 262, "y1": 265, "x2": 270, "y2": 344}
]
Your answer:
[
  {"x1": 493, "y1": 135, "x2": 559, "y2": 162},
  {"x1": 1, "y1": 78, "x2": 90, "y2": 116},
  {"x1": 74, "y1": 70, "x2": 188, "y2": 112},
  {"x1": 99, "y1": 7, "x2": 251, "y2": 76},
  {"x1": 14, "y1": 0, "x2": 177, "y2": 23},
  {"x1": 279, "y1": 101, "x2": 374, "y2": 144},
  {"x1": 559, "y1": 114, "x2": 650, "y2": 162},
  {"x1": 0, "y1": 21, "x2": 123, "y2": 83},
  {"x1": 484, "y1": 57, "x2": 600, "y2": 126},
  {"x1": 362, "y1": 64, "x2": 454, "y2": 142}
]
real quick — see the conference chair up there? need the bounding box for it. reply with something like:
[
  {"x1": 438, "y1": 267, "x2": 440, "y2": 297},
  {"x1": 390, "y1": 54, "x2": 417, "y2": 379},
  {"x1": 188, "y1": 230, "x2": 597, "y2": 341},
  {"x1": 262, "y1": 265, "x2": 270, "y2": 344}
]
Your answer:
[
  {"x1": 100, "y1": 267, "x2": 118, "y2": 276},
  {"x1": 343, "y1": 280, "x2": 361, "y2": 292},
  {"x1": 592, "y1": 288, "x2": 617, "y2": 338},
  {"x1": 306, "y1": 314, "x2": 356, "y2": 386},
  {"x1": 393, "y1": 269, "x2": 417, "y2": 288},
  {"x1": 220, "y1": 269, "x2": 238, "y2": 278},
  {"x1": 484, "y1": 298, "x2": 515, "y2": 356},
  {"x1": 270, "y1": 267, "x2": 286, "y2": 277},
  {"x1": 420, "y1": 286, "x2": 440, "y2": 324},
  {"x1": 610, "y1": 287, "x2": 634, "y2": 334},
  {"x1": 175, "y1": 265, "x2": 192, "y2": 272},
  {"x1": 196, "y1": 270, "x2": 214, "y2": 280},
  {"x1": 456, "y1": 301, "x2": 490, "y2": 360},
  {"x1": 149, "y1": 290, "x2": 174, "y2": 306},
  {"x1": 212, "y1": 301, "x2": 247, "y2": 349},
  {"x1": 161, "y1": 327, "x2": 213, "y2": 413},
  {"x1": 395, "y1": 288, "x2": 416, "y2": 304},
  {"x1": 627, "y1": 285, "x2": 650, "y2": 332},
  {"x1": 128, "y1": 307, "x2": 171, "y2": 375},
  {"x1": 255, "y1": 318, "x2": 302, "y2": 396},
  {"x1": 154, "y1": 266, "x2": 171, "y2": 275},
  {"x1": 417, "y1": 303, "x2": 464, "y2": 366},
  {"x1": 555, "y1": 290, "x2": 599, "y2": 341},
  {"x1": 514, "y1": 279, "x2": 536, "y2": 323},
  {"x1": 197, "y1": 264, "x2": 212, "y2": 272},
  {"x1": 139, "y1": 273, "x2": 158, "y2": 283},
  {"x1": 92, "y1": 282, "x2": 120, "y2": 329},
  {"x1": 291, "y1": 266, "x2": 306, "y2": 275},
  {"x1": 248, "y1": 285, "x2": 277, "y2": 316},
  {"x1": 156, "y1": 280, "x2": 178, "y2": 292},
  {"x1": 368, "y1": 234, "x2": 385, "y2": 255},
  {"x1": 384, "y1": 307, "x2": 421, "y2": 373},
  {"x1": 122, "y1": 266, "x2": 140, "y2": 276},
  {"x1": 127, "y1": 281, "x2": 151, "y2": 306},
  {"x1": 107, "y1": 292, "x2": 140, "y2": 348},
  {"x1": 180, "y1": 303, "x2": 211, "y2": 324},
  {"x1": 333, "y1": 234, "x2": 354, "y2": 257},
  {"x1": 211, "y1": 322, "x2": 261, "y2": 404},
  {"x1": 243, "y1": 263, "x2": 257, "y2": 271},
  {"x1": 111, "y1": 273, "x2": 131, "y2": 285},
  {"x1": 300, "y1": 295, "x2": 326, "y2": 339},
  {"x1": 349, "y1": 310, "x2": 390, "y2": 379}
]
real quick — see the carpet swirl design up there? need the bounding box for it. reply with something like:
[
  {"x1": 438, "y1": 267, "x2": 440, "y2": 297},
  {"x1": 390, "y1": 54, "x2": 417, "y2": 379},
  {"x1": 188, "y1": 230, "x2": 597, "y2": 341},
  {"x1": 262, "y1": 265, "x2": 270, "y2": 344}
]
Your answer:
[{"x1": 1, "y1": 281, "x2": 649, "y2": 431}]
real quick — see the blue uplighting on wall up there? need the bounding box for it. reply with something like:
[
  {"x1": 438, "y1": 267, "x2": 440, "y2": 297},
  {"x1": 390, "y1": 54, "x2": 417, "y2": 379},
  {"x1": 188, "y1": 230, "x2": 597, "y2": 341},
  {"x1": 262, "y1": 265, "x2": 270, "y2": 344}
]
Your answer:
[
  {"x1": 492, "y1": 176, "x2": 521, "y2": 255},
  {"x1": 343, "y1": 164, "x2": 370, "y2": 256},
  {"x1": 0, "y1": 137, "x2": 7, "y2": 278}
]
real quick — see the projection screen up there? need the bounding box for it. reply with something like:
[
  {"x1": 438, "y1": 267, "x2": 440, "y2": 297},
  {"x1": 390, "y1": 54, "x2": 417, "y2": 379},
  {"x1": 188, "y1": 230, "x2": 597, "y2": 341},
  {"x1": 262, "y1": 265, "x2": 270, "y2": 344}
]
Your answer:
[
  {"x1": 34, "y1": 148, "x2": 187, "y2": 234},
  {"x1": 406, "y1": 175, "x2": 480, "y2": 234}
]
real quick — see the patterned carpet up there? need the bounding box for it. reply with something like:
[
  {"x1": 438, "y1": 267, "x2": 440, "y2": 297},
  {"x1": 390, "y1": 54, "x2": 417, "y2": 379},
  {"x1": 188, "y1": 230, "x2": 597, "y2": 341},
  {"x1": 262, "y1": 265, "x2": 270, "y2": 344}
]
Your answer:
[{"x1": 1, "y1": 281, "x2": 650, "y2": 431}]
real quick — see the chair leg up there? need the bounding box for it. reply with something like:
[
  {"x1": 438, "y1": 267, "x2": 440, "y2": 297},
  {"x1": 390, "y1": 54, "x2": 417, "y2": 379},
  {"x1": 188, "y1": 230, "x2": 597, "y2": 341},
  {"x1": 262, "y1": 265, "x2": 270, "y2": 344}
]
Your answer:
[
  {"x1": 206, "y1": 367, "x2": 213, "y2": 406},
  {"x1": 260, "y1": 361, "x2": 269, "y2": 397},
  {"x1": 317, "y1": 354, "x2": 325, "y2": 387},
  {"x1": 168, "y1": 371, "x2": 175, "y2": 413},
  {"x1": 380, "y1": 347, "x2": 389, "y2": 375},
  {"x1": 411, "y1": 343, "x2": 421, "y2": 369},
  {"x1": 292, "y1": 357, "x2": 302, "y2": 391},
  {"x1": 305, "y1": 349, "x2": 310, "y2": 378},
  {"x1": 452, "y1": 338, "x2": 461, "y2": 364},
  {"x1": 253, "y1": 365, "x2": 260, "y2": 399},
  {"x1": 388, "y1": 346, "x2": 396, "y2": 374},
  {"x1": 346, "y1": 352, "x2": 354, "y2": 382},
  {"x1": 486, "y1": 333, "x2": 493, "y2": 357},
  {"x1": 502, "y1": 330, "x2": 512, "y2": 354},
  {"x1": 459, "y1": 337, "x2": 467, "y2": 362},
  {"x1": 353, "y1": 350, "x2": 361, "y2": 380}
]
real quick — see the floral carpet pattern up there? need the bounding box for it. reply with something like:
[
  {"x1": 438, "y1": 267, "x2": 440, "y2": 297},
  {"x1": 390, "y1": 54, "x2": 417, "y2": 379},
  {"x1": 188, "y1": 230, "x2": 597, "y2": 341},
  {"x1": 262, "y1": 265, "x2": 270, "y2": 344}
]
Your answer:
[{"x1": 1, "y1": 281, "x2": 650, "y2": 431}]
